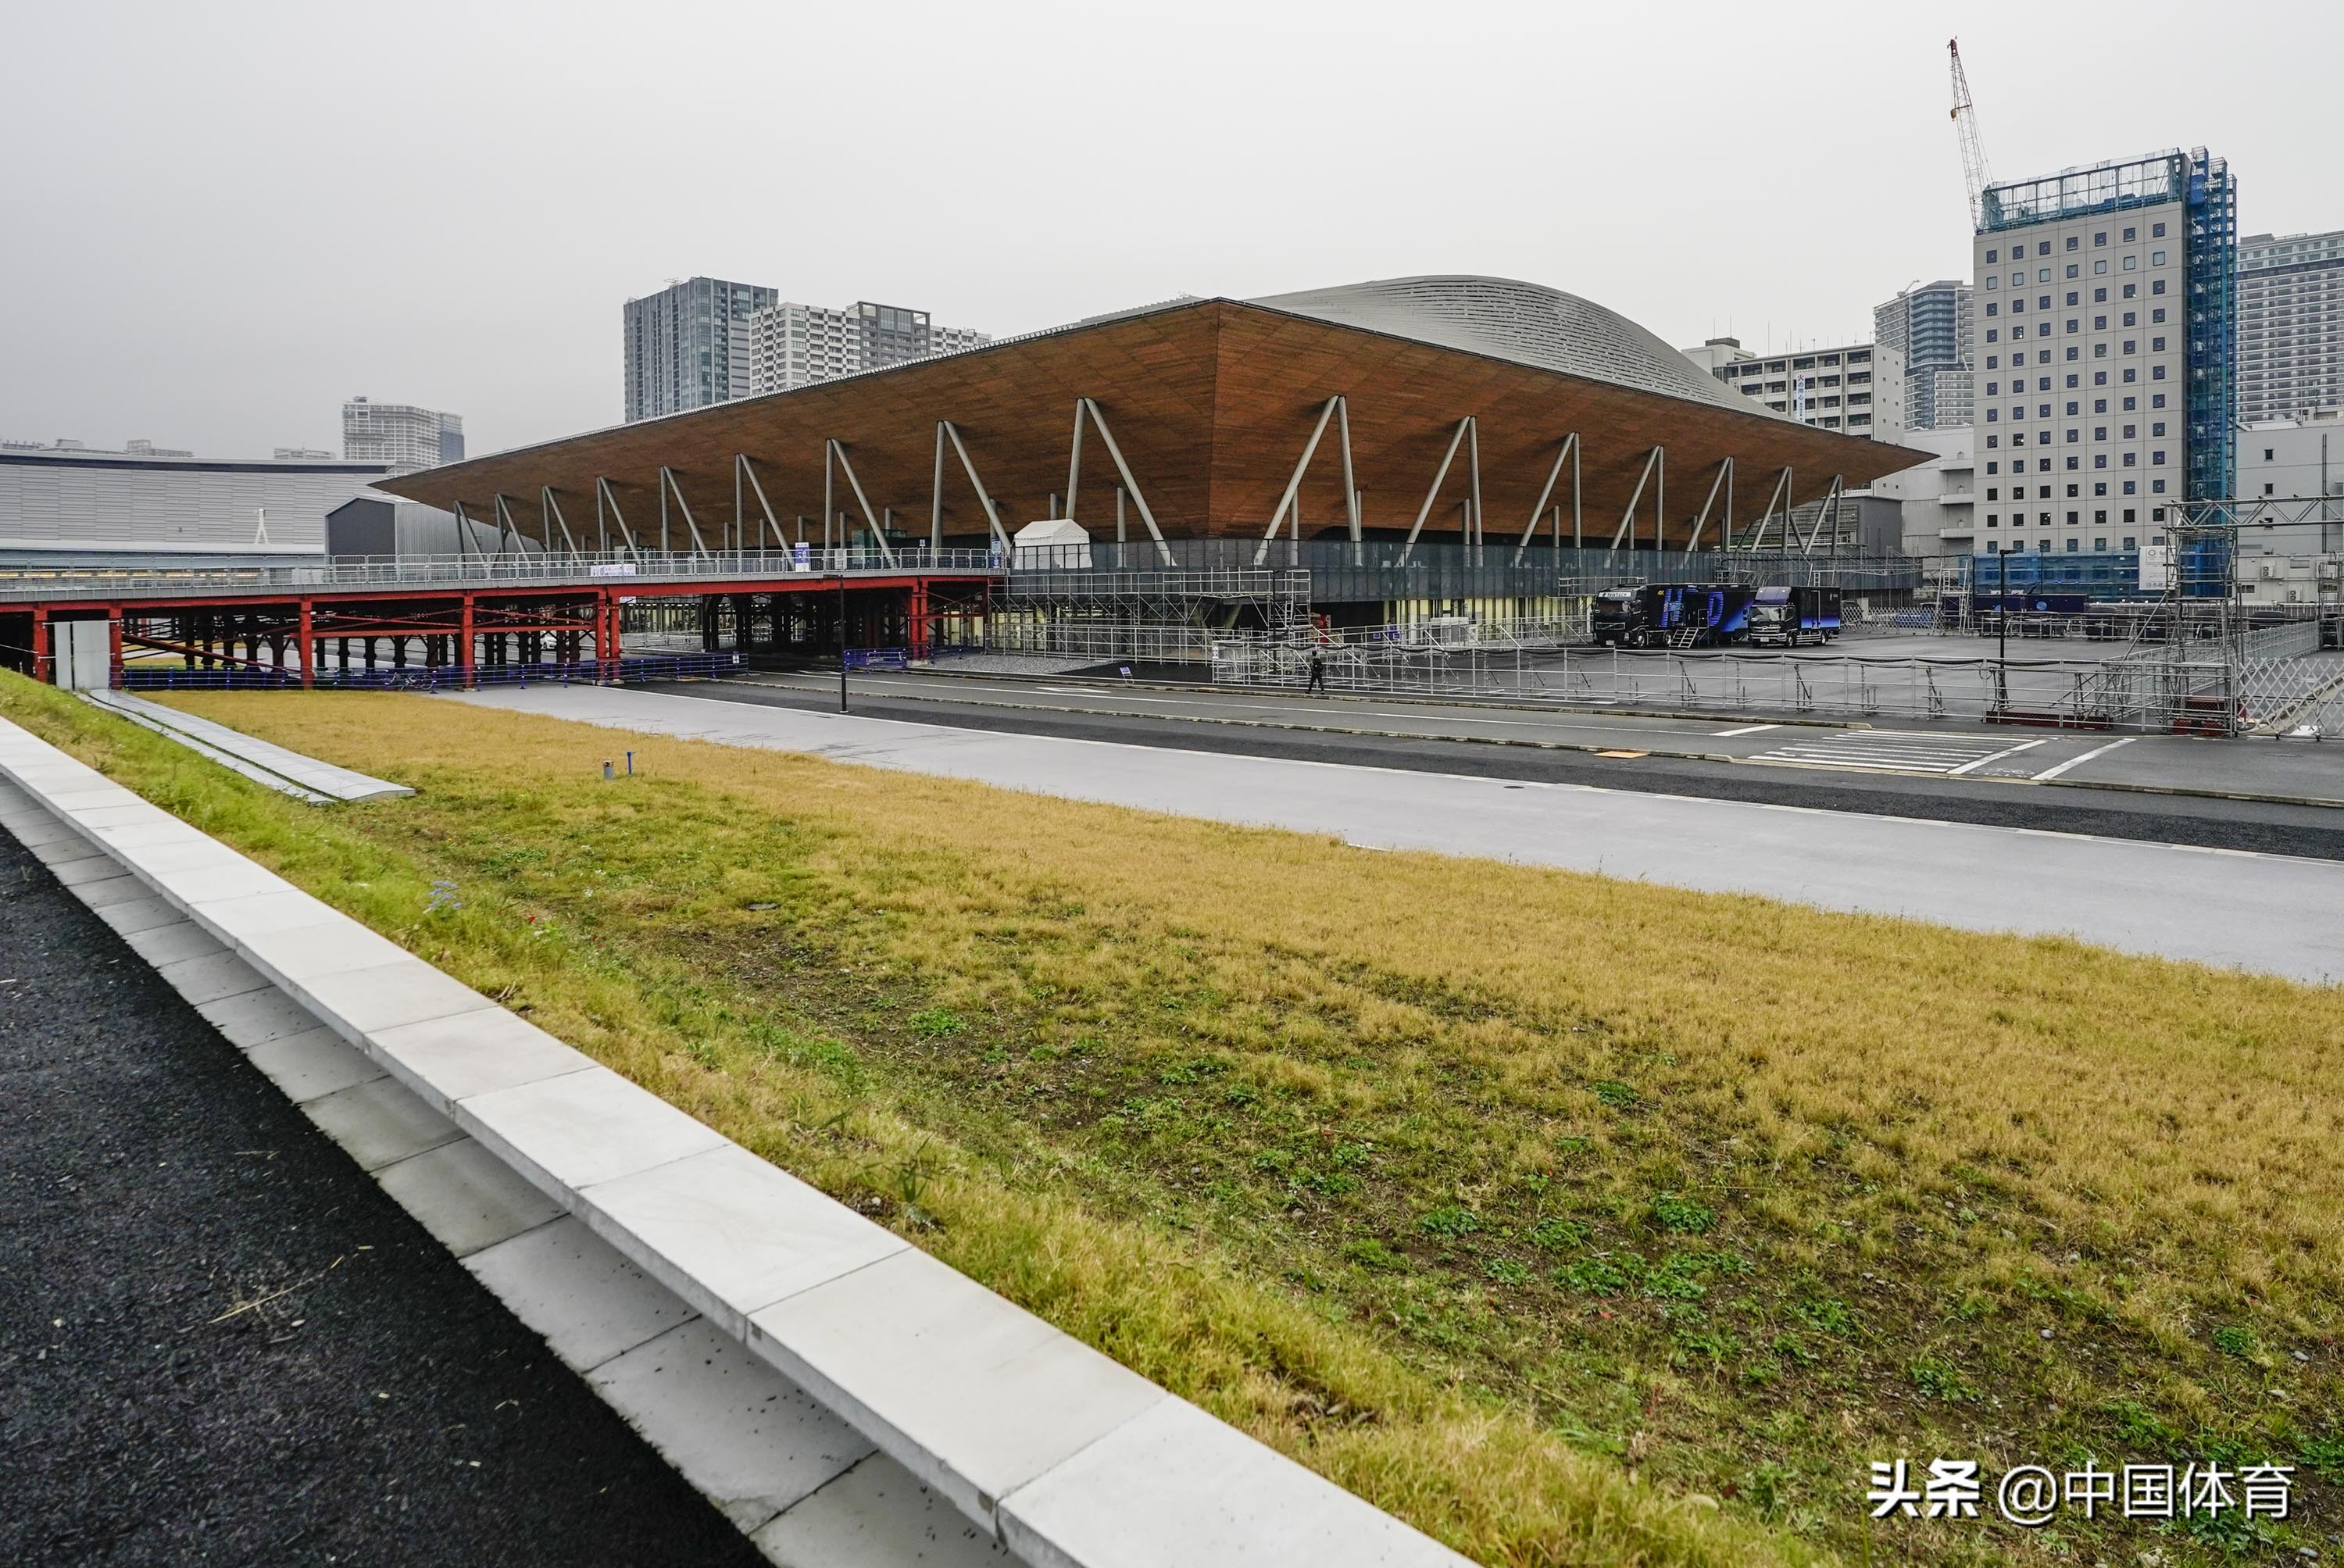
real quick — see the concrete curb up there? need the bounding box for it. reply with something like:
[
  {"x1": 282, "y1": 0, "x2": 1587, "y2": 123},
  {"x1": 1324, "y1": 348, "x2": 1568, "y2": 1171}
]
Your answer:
[{"x1": 0, "y1": 715, "x2": 1469, "y2": 1568}]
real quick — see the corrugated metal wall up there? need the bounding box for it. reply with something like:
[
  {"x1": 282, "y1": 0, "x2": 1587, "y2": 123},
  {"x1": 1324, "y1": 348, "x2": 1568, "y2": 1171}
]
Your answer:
[{"x1": 0, "y1": 458, "x2": 388, "y2": 554}]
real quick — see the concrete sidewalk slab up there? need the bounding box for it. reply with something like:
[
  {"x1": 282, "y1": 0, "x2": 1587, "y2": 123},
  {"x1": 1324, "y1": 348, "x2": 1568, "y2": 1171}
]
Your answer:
[
  {"x1": 464, "y1": 1215, "x2": 700, "y2": 1370},
  {"x1": 375, "y1": 1137, "x2": 565, "y2": 1257},
  {"x1": 588, "y1": 1320, "x2": 874, "y2": 1534}
]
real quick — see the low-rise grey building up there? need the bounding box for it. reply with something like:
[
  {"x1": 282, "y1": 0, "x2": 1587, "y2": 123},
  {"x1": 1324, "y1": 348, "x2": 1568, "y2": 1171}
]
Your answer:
[{"x1": 0, "y1": 442, "x2": 387, "y2": 564}]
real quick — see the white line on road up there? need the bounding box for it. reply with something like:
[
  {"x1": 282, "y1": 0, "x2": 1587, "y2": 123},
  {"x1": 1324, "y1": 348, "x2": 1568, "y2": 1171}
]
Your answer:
[
  {"x1": 1946, "y1": 738, "x2": 2050, "y2": 775},
  {"x1": 1711, "y1": 723, "x2": 1782, "y2": 737},
  {"x1": 2032, "y1": 735, "x2": 2138, "y2": 780}
]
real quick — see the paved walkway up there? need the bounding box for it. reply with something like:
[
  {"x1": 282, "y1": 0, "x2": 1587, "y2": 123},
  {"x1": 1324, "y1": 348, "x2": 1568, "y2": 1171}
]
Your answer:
[
  {"x1": 0, "y1": 827, "x2": 759, "y2": 1566},
  {"x1": 455, "y1": 686, "x2": 2344, "y2": 985}
]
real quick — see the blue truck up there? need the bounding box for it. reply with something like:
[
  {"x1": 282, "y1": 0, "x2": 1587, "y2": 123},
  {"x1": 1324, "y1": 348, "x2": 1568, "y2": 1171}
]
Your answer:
[
  {"x1": 1745, "y1": 585, "x2": 1842, "y2": 647},
  {"x1": 1592, "y1": 584, "x2": 1758, "y2": 648}
]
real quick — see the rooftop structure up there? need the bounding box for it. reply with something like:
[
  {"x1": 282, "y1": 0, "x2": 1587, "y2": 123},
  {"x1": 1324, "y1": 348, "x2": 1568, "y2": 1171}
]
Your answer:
[{"x1": 384, "y1": 279, "x2": 1923, "y2": 570}]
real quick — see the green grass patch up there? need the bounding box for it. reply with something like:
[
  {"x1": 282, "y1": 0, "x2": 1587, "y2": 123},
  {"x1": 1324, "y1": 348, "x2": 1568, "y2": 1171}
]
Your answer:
[{"x1": 2, "y1": 677, "x2": 2338, "y2": 1566}]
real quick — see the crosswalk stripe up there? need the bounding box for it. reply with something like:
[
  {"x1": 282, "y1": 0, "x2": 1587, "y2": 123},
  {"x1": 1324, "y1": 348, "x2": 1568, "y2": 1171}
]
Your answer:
[{"x1": 1749, "y1": 730, "x2": 2026, "y2": 777}]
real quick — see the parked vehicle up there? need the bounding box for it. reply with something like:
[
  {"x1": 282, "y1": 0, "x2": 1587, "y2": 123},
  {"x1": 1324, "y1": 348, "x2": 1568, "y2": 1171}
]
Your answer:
[
  {"x1": 1746, "y1": 585, "x2": 1842, "y2": 647},
  {"x1": 1592, "y1": 584, "x2": 1756, "y2": 648}
]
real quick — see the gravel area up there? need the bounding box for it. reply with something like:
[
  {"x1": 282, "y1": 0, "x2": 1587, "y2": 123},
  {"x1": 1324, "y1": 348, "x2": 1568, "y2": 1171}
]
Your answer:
[{"x1": 0, "y1": 828, "x2": 760, "y2": 1566}]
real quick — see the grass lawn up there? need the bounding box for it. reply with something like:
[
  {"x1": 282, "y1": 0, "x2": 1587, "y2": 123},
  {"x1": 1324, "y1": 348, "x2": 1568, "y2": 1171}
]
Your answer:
[{"x1": 6, "y1": 676, "x2": 2339, "y2": 1566}]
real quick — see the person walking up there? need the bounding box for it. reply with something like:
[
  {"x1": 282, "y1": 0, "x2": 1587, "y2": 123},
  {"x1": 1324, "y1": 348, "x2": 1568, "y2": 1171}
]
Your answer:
[{"x1": 1306, "y1": 646, "x2": 1327, "y2": 695}]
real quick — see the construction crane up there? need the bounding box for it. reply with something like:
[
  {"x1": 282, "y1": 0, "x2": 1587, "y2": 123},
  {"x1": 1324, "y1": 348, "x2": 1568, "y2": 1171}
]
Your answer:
[{"x1": 1948, "y1": 38, "x2": 1992, "y2": 230}]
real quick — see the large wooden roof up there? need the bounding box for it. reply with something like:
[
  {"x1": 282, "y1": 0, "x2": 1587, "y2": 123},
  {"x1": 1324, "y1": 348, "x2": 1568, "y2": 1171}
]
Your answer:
[{"x1": 382, "y1": 298, "x2": 1925, "y2": 549}]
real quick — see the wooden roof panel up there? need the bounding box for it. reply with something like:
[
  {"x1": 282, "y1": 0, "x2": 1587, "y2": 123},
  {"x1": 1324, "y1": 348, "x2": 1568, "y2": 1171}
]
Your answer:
[{"x1": 384, "y1": 300, "x2": 1925, "y2": 547}]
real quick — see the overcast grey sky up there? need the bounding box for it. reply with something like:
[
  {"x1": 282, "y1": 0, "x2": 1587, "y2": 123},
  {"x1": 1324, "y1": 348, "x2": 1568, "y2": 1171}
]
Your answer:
[{"x1": 4, "y1": 0, "x2": 2337, "y2": 460}]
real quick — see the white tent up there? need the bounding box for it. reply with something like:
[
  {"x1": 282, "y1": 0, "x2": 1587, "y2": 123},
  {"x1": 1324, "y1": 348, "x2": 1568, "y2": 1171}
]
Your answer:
[{"x1": 1012, "y1": 516, "x2": 1091, "y2": 570}]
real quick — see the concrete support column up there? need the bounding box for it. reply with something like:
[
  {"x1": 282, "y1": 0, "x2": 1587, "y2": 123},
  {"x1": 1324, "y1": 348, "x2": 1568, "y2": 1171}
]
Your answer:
[
  {"x1": 459, "y1": 597, "x2": 476, "y2": 688},
  {"x1": 298, "y1": 598, "x2": 315, "y2": 690}
]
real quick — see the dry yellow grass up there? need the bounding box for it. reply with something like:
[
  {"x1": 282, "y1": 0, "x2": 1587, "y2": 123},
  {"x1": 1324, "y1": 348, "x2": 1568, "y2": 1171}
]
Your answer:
[{"x1": 7, "y1": 677, "x2": 2337, "y2": 1565}]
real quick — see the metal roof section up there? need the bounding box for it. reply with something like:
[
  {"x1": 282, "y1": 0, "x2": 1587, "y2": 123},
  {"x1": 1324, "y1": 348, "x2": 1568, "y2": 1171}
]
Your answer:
[{"x1": 1250, "y1": 276, "x2": 1773, "y2": 416}]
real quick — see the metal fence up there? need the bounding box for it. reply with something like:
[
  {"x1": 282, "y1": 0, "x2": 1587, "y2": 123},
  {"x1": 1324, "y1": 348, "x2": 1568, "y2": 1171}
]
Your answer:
[
  {"x1": 120, "y1": 651, "x2": 745, "y2": 692},
  {"x1": 1206, "y1": 628, "x2": 2344, "y2": 734},
  {"x1": 999, "y1": 539, "x2": 1924, "y2": 602}
]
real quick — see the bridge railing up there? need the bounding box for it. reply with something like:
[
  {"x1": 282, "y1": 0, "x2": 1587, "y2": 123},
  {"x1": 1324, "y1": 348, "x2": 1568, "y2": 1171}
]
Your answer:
[{"x1": 0, "y1": 548, "x2": 1006, "y2": 603}]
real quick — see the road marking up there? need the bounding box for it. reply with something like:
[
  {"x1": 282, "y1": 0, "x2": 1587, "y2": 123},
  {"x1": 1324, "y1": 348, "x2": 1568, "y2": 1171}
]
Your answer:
[
  {"x1": 1751, "y1": 730, "x2": 2040, "y2": 777},
  {"x1": 1711, "y1": 723, "x2": 1782, "y2": 737},
  {"x1": 1945, "y1": 738, "x2": 2049, "y2": 775},
  {"x1": 2031, "y1": 736, "x2": 2137, "y2": 780}
]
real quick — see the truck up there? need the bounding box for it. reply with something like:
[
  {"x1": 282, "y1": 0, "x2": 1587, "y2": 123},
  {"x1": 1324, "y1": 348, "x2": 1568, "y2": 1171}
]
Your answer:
[
  {"x1": 1745, "y1": 585, "x2": 1842, "y2": 647},
  {"x1": 1591, "y1": 584, "x2": 1756, "y2": 648}
]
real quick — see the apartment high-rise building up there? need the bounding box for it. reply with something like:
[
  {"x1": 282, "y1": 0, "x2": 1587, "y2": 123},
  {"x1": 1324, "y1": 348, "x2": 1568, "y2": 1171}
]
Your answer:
[
  {"x1": 1693, "y1": 338, "x2": 1908, "y2": 444},
  {"x1": 341, "y1": 398, "x2": 464, "y2": 476},
  {"x1": 1970, "y1": 148, "x2": 2236, "y2": 556},
  {"x1": 1874, "y1": 280, "x2": 1974, "y2": 431},
  {"x1": 622, "y1": 277, "x2": 780, "y2": 423},
  {"x1": 747, "y1": 299, "x2": 990, "y2": 394},
  {"x1": 2238, "y1": 229, "x2": 2344, "y2": 423}
]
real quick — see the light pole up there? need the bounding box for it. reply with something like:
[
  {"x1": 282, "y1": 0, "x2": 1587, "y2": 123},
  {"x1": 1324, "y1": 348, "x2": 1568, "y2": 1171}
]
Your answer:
[{"x1": 1995, "y1": 546, "x2": 2009, "y2": 715}]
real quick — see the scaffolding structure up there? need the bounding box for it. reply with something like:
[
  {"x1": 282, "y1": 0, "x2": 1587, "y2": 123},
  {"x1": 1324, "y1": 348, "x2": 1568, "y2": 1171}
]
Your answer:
[{"x1": 974, "y1": 569, "x2": 1309, "y2": 663}]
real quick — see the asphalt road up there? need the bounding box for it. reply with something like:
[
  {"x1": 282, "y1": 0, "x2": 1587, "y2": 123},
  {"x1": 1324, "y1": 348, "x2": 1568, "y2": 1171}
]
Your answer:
[
  {"x1": 459, "y1": 684, "x2": 2344, "y2": 984},
  {"x1": 0, "y1": 831, "x2": 760, "y2": 1566},
  {"x1": 652, "y1": 674, "x2": 2344, "y2": 862}
]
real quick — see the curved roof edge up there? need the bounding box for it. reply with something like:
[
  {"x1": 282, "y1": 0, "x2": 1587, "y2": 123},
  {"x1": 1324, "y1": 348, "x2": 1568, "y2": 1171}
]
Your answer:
[{"x1": 1250, "y1": 275, "x2": 1778, "y2": 419}]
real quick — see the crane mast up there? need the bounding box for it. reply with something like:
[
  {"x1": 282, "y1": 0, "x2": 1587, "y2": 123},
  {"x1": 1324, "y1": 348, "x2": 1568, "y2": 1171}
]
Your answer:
[{"x1": 1948, "y1": 38, "x2": 1992, "y2": 230}]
